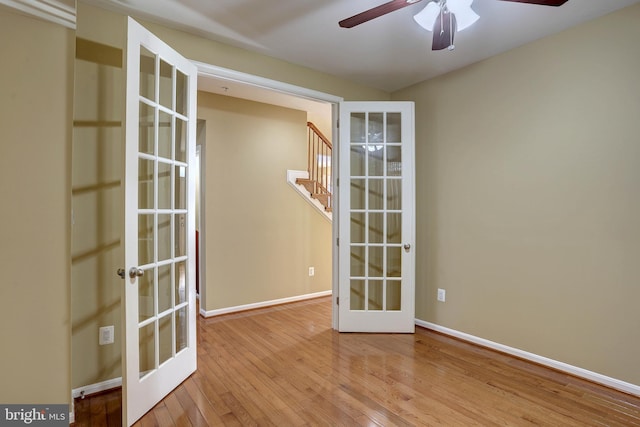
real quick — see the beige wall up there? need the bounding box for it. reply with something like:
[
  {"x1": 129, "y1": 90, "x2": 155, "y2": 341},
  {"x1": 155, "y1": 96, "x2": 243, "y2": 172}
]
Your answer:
[
  {"x1": 0, "y1": 8, "x2": 73, "y2": 403},
  {"x1": 393, "y1": 4, "x2": 640, "y2": 385},
  {"x1": 198, "y1": 92, "x2": 332, "y2": 310}
]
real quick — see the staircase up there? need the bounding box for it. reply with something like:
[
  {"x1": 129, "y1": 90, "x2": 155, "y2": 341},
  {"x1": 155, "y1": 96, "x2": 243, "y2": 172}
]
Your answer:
[{"x1": 295, "y1": 122, "x2": 332, "y2": 213}]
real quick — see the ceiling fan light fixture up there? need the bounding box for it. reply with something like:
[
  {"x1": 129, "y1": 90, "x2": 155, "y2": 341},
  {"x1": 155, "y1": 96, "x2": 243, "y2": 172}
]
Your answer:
[{"x1": 413, "y1": 0, "x2": 479, "y2": 32}]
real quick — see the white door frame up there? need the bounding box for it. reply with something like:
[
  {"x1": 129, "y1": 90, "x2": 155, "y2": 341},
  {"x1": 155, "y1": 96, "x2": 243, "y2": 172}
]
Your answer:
[{"x1": 193, "y1": 61, "x2": 343, "y2": 329}]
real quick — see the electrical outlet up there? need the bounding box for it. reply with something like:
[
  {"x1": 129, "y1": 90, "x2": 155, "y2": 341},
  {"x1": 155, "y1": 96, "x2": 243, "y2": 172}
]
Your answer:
[
  {"x1": 308, "y1": 267, "x2": 315, "y2": 277},
  {"x1": 437, "y1": 288, "x2": 446, "y2": 302},
  {"x1": 99, "y1": 326, "x2": 114, "y2": 345}
]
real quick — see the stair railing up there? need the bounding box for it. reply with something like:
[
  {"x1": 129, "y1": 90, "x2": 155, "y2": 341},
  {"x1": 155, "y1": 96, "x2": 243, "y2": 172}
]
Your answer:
[{"x1": 299, "y1": 122, "x2": 332, "y2": 211}]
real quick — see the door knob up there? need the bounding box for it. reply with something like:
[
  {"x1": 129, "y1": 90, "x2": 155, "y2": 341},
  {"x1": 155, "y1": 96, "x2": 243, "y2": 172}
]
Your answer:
[
  {"x1": 404, "y1": 243, "x2": 411, "y2": 251},
  {"x1": 129, "y1": 267, "x2": 144, "y2": 279},
  {"x1": 117, "y1": 268, "x2": 126, "y2": 279}
]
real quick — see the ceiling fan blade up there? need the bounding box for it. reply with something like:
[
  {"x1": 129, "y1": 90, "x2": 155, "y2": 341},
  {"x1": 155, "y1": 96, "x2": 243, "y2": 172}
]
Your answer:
[
  {"x1": 432, "y1": 10, "x2": 457, "y2": 51},
  {"x1": 498, "y1": 0, "x2": 569, "y2": 6},
  {"x1": 339, "y1": 0, "x2": 423, "y2": 28}
]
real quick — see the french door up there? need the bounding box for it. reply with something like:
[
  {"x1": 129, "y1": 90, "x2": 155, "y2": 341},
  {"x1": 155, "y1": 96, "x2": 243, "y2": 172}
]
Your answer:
[
  {"x1": 122, "y1": 18, "x2": 197, "y2": 426},
  {"x1": 338, "y1": 102, "x2": 415, "y2": 332}
]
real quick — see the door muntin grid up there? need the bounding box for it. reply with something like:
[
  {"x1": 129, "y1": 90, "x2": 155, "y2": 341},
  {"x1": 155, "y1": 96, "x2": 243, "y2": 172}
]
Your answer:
[
  {"x1": 349, "y1": 112, "x2": 403, "y2": 312},
  {"x1": 137, "y1": 45, "x2": 190, "y2": 379}
]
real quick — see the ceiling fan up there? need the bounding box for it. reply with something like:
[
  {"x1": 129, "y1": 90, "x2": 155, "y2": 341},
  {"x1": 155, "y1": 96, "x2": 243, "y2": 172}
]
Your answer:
[{"x1": 339, "y1": 0, "x2": 570, "y2": 51}]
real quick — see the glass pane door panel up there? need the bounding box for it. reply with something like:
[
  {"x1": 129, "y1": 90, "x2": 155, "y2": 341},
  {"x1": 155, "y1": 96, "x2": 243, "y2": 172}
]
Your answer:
[
  {"x1": 158, "y1": 314, "x2": 172, "y2": 365},
  {"x1": 175, "y1": 118, "x2": 187, "y2": 163},
  {"x1": 157, "y1": 215, "x2": 172, "y2": 262},
  {"x1": 369, "y1": 179, "x2": 384, "y2": 210},
  {"x1": 368, "y1": 246, "x2": 383, "y2": 277},
  {"x1": 368, "y1": 113, "x2": 384, "y2": 142},
  {"x1": 387, "y1": 213, "x2": 401, "y2": 244},
  {"x1": 158, "y1": 111, "x2": 172, "y2": 159},
  {"x1": 387, "y1": 179, "x2": 402, "y2": 210},
  {"x1": 368, "y1": 280, "x2": 383, "y2": 310},
  {"x1": 158, "y1": 162, "x2": 171, "y2": 210},
  {"x1": 368, "y1": 213, "x2": 384, "y2": 244},
  {"x1": 159, "y1": 59, "x2": 173, "y2": 109},
  {"x1": 350, "y1": 179, "x2": 365, "y2": 210},
  {"x1": 350, "y1": 112, "x2": 366, "y2": 141},
  {"x1": 175, "y1": 70, "x2": 187, "y2": 116},
  {"x1": 139, "y1": 47, "x2": 155, "y2": 101},
  {"x1": 387, "y1": 113, "x2": 402, "y2": 142},
  {"x1": 350, "y1": 146, "x2": 365, "y2": 176},
  {"x1": 387, "y1": 281, "x2": 402, "y2": 311},
  {"x1": 138, "y1": 214, "x2": 154, "y2": 266},
  {"x1": 387, "y1": 247, "x2": 402, "y2": 277},
  {"x1": 368, "y1": 148, "x2": 384, "y2": 176},
  {"x1": 350, "y1": 246, "x2": 365, "y2": 276},
  {"x1": 175, "y1": 261, "x2": 186, "y2": 305},
  {"x1": 387, "y1": 146, "x2": 402, "y2": 176},
  {"x1": 138, "y1": 158, "x2": 154, "y2": 209},
  {"x1": 158, "y1": 264, "x2": 171, "y2": 313},
  {"x1": 139, "y1": 102, "x2": 155, "y2": 155},
  {"x1": 350, "y1": 212, "x2": 365, "y2": 243},
  {"x1": 174, "y1": 214, "x2": 186, "y2": 257},
  {"x1": 138, "y1": 270, "x2": 154, "y2": 322},
  {"x1": 139, "y1": 322, "x2": 155, "y2": 378},
  {"x1": 175, "y1": 306, "x2": 187, "y2": 353},
  {"x1": 350, "y1": 280, "x2": 365, "y2": 310},
  {"x1": 175, "y1": 166, "x2": 186, "y2": 209}
]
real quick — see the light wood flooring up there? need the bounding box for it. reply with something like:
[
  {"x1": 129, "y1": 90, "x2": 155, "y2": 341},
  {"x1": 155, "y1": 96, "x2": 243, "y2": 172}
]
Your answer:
[{"x1": 73, "y1": 296, "x2": 640, "y2": 426}]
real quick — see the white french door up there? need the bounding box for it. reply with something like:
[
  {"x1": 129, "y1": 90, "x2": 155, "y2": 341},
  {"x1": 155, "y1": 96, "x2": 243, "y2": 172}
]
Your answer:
[
  {"x1": 122, "y1": 17, "x2": 197, "y2": 426},
  {"x1": 338, "y1": 102, "x2": 415, "y2": 333}
]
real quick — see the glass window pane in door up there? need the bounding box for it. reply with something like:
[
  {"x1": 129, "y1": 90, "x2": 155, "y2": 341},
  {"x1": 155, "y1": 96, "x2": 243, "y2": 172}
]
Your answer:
[
  {"x1": 157, "y1": 161, "x2": 171, "y2": 210},
  {"x1": 350, "y1": 145, "x2": 366, "y2": 176},
  {"x1": 139, "y1": 322, "x2": 155, "y2": 378},
  {"x1": 386, "y1": 113, "x2": 401, "y2": 142},
  {"x1": 175, "y1": 118, "x2": 187, "y2": 163},
  {"x1": 350, "y1": 179, "x2": 366, "y2": 210},
  {"x1": 368, "y1": 113, "x2": 384, "y2": 143},
  {"x1": 368, "y1": 246, "x2": 383, "y2": 277},
  {"x1": 368, "y1": 147, "x2": 384, "y2": 176},
  {"x1": 175, "y1": 166, "x2": 186, "y2": 210},
  {"x1": 386, "y1": 280, "x2": 401, "y2": 311},
  {"x1": 139, "y1": 102, "x2": 155, "y2": 155},
  {"x1": 138, "y1": 214, "x2": 154, "y2": 266},
  {"x1": 350, "y1": 112, "x2": 366, "y2": 142},
  {"x1": 176, "y1": 306, "x2": 187, "y2": 354},
  {"x1": 158, "y1": 264, "x2": 171, "y2": 313},
  {"x1": 387, "y1": 247, "x2": 401, "y2": 278},
  {"x1": 387, "y1": 179, "x2": 402, "y2": 211},
  {"x1": 158, "y1": 214, "x2": 171, "y2": 262},
  {"x1": 350, "y1": 246, "x2": 365, "y2": 277},
  {"x1": 139, "y1": 46, "x2": 155, "y2": 101},
  {"x1": 350, "y1": 212, "x2": 365, "y2": 244},
  {"x1": 368, "y1": 213, "x2": 384, "y2": 244},
  {"x1": 368, "y1": 280, "x2": 383, "y2": 311},
  {"x1": 158, "y1": 313, "x2": 172, "y2": 365},
  {"x1": 176, "y1": 70, "x2": 187, "y2": 116},
  {"x1": 138, "y1": 158, "x2": 154, "y2": 209},
  {"x1": 369, "y1": 179, "x2": 384, "y2": 210},
  {"x1": 387, "y1": 146, "x2": 402, "y2": 177},
  {"x1": 159, "y1": 59, "x2": 173, "y2": 109},
  {"x1": 350, "y1": 280, "x2": 365, "y2": 310},
  {"x1": 175, "y1": 261, "x2": 186, "y2": 305},
  {"x1": 138, "y1": 267, "x2": 154, "y2": 322},
  {"x1": 174, "y1": 214, "x2": 186, "y2": 257},
  {"x1": 158, "y1": 111, "x2": 172, "y2": 159},
  {"x1": 387, "y1": 213, "x2": 401, "y2": 244}
]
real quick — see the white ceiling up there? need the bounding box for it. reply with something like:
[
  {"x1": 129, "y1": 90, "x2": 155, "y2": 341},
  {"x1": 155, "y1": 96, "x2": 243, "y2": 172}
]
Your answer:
[{"x1": 84, "y1": 0, "x2": 638, "y2": 93}]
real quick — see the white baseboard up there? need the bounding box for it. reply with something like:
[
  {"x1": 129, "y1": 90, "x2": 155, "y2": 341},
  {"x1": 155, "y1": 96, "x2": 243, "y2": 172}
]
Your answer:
[
  {"x1": 201, "y1": 290, "x2": 332, "y2": 318},
  {"x1": 416, "y1": 320, "x2": 640, "y2": 397},
  {"x1": 72, "y1": 377, "x2": 122, "y2": 399}
]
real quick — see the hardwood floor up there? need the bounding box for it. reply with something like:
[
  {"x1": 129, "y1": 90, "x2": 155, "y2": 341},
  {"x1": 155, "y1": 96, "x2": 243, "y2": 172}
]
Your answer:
[{"x1": 73, "y1": 296, "x2": 640, "y2": 426}]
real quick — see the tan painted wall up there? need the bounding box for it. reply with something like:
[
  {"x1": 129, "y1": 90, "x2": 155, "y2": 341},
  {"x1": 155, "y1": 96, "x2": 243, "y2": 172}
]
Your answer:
[
  {"x1": 393, "y1": 4, "x2": 640, "y2": 385},
  {"x1": 198, "y1": 93, "x2": 332, "y2": 310},
  {"x1": 0, "y1": 8, "x2": 73, "y2": 403}
]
